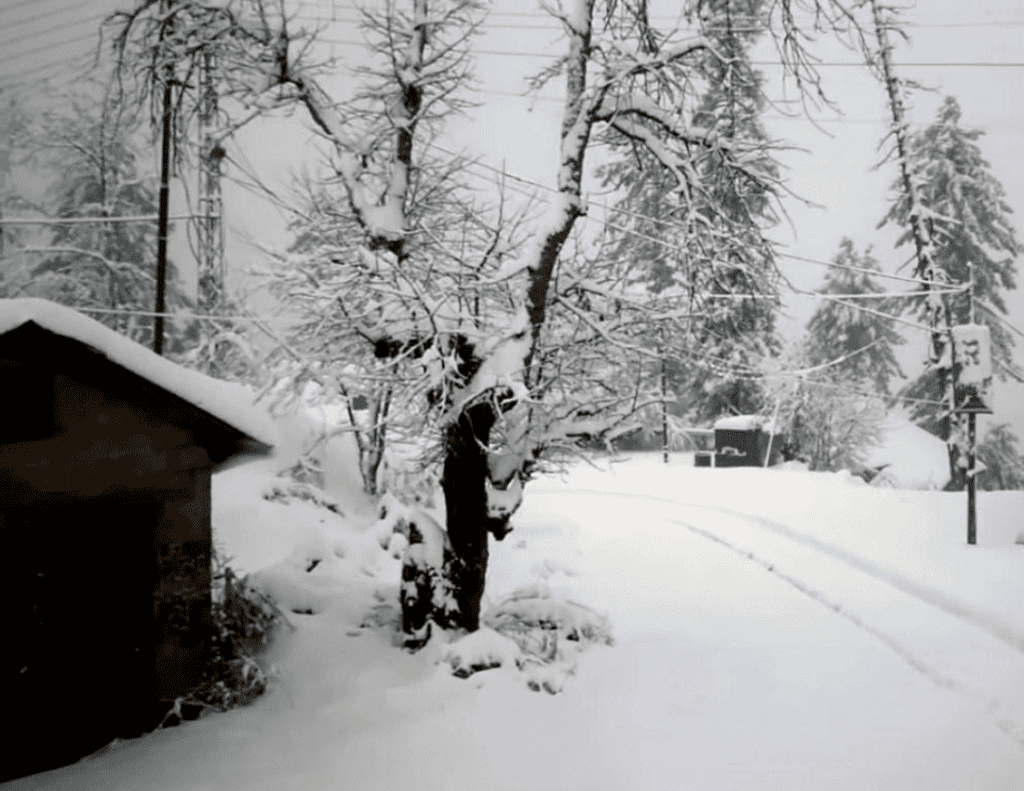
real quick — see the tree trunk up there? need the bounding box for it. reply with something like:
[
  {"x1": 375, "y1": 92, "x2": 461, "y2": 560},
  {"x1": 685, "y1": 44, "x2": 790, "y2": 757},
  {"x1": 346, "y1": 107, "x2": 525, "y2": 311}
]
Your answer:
[{"x1": 441, "y1": 402, "x2": 496, "y2": 631}]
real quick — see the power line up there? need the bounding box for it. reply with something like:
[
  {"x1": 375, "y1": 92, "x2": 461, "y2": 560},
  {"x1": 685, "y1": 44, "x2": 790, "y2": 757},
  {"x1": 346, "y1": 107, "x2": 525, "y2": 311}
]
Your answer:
[
  {"x1": 774, "y1": 252, "x2": 927, "y2": 285},
  {"x1": 0, "y1": 0, "x2": 98, "y2": 35},
  {"x1": 976, "y1": 300, "x2": 1024, "y2": 341},
  {"x1": 0, "y1": 0, "x2": 69, "y2": 14},
  {"x1": 0, "y1": 29, "x2": 100, "y2": 70},
  {"x1": 0, "y1": 214, "x2": 200, "y2": 226},
  {"x1": 0, "y1": 50, "x2": 97, "y2": 90},
  {"x1": 426, "y1": 141, "x2": 933, "y2": 291},
  {"x1": 0, "y1": 12, "x2": 106, "y2": 54},
  {"x1": 291, "y1": 11, "x2": 1024, "y2": 31},
  {"x1": 316, "y1": 38, "x2": 1024, "y2": 66}
]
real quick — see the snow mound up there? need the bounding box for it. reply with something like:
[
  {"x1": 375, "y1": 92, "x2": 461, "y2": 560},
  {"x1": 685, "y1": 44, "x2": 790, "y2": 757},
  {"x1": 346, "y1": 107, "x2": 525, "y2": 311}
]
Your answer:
[
  {"x1": 213, "y1": 465, "x2": 402, "y2": 627},
  {"x1": 483, "y1": 584, "x2": 614, "y2": 666},
  {"x1": 862, "y1": 413, "x2": 951, "y2": 490},
  {"x1": 441, "y1": 627, "x2": 523, "y2": 678}
]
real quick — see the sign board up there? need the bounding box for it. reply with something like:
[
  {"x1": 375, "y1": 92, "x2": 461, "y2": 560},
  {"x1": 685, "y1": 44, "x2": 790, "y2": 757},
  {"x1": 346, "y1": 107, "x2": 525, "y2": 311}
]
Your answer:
[{"x1": 952, "y1": 324, "x2": 993, "y2": 414}]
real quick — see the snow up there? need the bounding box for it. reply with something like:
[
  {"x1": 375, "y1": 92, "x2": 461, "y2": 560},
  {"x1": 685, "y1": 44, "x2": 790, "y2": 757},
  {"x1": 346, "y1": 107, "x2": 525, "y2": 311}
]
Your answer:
[
  {"x1": 862, "y1": 411, "x2": 951, "y2": 489},
  {"x1": 713, "y1": 413, "x2": 769, "y2": 431},
  {"x1": 9, "y1": 424, "x2": 1024, "y2": 789},
  {"x1": 0, "y1": 298, "x2": 278, "y2": 449}
]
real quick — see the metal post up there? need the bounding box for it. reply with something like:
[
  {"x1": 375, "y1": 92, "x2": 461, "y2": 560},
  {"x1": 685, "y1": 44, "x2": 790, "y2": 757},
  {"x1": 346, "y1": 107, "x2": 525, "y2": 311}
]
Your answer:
[
  {"x1": 661, "y1": 354, "x2": 669, "y2": 464},
  {"x1": 154, "y1": 77, "x2": 172, "y2": 355},
  {"x1": 967, "y1": 411, "x2": 977, "y2": 545}
]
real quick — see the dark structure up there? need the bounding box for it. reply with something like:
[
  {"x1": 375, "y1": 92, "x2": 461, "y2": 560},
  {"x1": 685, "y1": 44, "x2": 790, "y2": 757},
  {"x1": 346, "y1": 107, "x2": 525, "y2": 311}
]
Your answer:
[
  {"x1": 0, "y1": 300, "x2": 273, "y2": 782},
  {"x1": 695, "y1": 417, "x2": 782, "y2": 468}
]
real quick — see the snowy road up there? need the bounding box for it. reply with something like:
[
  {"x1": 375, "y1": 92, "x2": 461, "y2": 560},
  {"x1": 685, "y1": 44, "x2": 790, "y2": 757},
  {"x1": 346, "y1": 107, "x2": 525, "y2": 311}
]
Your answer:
[
  {"x1": 7, "y1": 468, "x2": 1024, "y2": 790},
  {"x1": 497, "y1": 485, "x2": 1024, "y2": 790}
]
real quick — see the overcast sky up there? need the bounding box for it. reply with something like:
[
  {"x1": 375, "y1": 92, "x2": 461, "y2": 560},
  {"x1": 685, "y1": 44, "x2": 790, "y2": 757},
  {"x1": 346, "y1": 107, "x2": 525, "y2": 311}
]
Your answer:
[{"x1": 2, "y1": 0, "x2": 1022, "y2": 432}]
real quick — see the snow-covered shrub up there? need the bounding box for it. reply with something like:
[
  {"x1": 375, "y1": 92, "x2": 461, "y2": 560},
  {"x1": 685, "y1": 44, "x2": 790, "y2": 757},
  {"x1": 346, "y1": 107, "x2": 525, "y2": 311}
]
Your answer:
[
  {"x1": 776, "y1": 372, "x2": 886, "y2": 472},
  {"x1": 976, "y1": 424, "x2": 1024, "y2": 491},
  {"x1": 374, "y1": 494, "x2": 460, "y2": 643},
  {"x1": 441, "y1": 627, "x2": 523, "y2": 678},
  {"x1": 477, "y1": 585, "x2": 614, "y2": 694},
  {"x1": 162, "y1": 549, "x2": 286, "y2": 725},
  {"x1": 262, "y1": 479, "x2": 345, "y2": 514},
  {"x1": 484, "y1": 585, "x2": 612, "y2": 657}
]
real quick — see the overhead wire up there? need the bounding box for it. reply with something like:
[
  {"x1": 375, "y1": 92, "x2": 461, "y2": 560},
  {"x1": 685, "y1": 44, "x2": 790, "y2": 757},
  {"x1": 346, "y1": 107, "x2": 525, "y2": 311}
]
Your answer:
[
  {"x1": 0, "y1": 0, "x2": 69, "y2": 14},
  {"x1": 0, "y1": 0, "x2": 99, "y2": 34},
  {"x1": 314, "y1": 36, "x2": 1024, "y2": 66},
  {"x1": 0, "y1": 28, "x2": 103, "y2": 70},
  {"x1": 426, "y1": 141, "x2": 939, "y2": 294},
  {"x1": 0, "y1": 11, "x2": 108, "y2": 56}
]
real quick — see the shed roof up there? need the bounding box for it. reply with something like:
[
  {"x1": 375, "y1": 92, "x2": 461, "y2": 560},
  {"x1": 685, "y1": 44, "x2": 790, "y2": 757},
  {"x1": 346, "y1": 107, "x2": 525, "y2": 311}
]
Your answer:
[{"x1": 0, "y1": 299, "x2": 277, "y2": 448}]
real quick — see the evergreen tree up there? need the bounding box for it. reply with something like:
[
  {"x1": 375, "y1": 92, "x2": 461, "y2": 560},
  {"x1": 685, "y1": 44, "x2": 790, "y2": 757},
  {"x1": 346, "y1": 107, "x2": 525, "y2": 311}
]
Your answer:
[
  {"x1": 882, "y1": 96, "x2": 1019, "y2": 367},
  {"x1": 976, "y1": 423, "x2": 1024, "y2": 491},
  {"x1": 882, "y1": 96, "x2": 1021, "y2": 485},
  {"x1": 804, "y1": 238, "x2": 904, "y2": 395},
  {"x1": 596, "y1": 0, "x2": 780, "y2": 424}
]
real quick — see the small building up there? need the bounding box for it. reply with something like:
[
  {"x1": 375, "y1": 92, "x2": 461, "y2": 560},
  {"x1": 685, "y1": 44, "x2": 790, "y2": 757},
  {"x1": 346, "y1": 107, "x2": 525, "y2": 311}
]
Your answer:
[
  {"x1": 695, "y1": 415, "x2": 781, "y2": 468},
  {"x1": 0, "y1": 299, "x2": 276, "y2": 781}
]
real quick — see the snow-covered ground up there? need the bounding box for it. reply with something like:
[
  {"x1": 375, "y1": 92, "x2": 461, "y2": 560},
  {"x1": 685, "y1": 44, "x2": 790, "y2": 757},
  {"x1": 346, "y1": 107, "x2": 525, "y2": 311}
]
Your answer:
[{"x1": 7, "y1": 449, "x2": 1024, "y2": 790}]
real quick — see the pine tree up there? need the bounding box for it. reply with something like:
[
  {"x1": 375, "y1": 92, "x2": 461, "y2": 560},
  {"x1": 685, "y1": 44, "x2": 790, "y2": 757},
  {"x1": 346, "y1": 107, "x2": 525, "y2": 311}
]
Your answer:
[
  {"x1": 882, "y1": 96, "x2": 1021, "y2": 486},
  {"x1": 882, "y1": 96, "x2": 1020, "y2": 371},
  {"x1": 596, "y1": 0, "x2": 781, "y2": 424},
  {"x1": 804, "y1": 238, "x2": 904, "y2": 395}
]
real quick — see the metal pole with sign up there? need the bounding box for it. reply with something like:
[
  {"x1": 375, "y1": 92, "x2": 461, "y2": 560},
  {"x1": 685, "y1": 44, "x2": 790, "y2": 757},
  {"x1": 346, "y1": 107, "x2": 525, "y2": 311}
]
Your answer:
[{"x1": 952, "y1": 322, "x2": 993, "y2": 545}]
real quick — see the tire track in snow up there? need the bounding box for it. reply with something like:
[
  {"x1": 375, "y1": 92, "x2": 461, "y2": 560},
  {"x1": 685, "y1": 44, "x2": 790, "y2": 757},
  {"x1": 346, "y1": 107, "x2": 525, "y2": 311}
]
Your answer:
[
  {"x1": 530, "y1": 484, "x2": 1024, "y2": 749},
  {"x1": 666, "y1": 517, "x2": 963, "y2": 693},
  {"x1": 670, "y1": 516, "x2": 1024, "y2": 751},
  {"x1": 541, "y1": 486, "x2": 1024, "y2": 656}
]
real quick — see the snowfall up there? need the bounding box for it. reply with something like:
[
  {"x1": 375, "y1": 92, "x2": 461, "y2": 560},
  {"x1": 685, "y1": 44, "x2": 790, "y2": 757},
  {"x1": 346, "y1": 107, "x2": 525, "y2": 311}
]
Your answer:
[{"x1": 6, "y1": 409, "x2": 1024, "y2": 791}]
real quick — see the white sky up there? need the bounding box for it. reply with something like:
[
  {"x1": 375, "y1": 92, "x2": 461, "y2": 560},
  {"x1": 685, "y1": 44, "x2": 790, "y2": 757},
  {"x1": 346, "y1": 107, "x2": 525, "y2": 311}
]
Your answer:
[{"x1": 2, "y1": 0, "x2": 1022, "y2": 432}]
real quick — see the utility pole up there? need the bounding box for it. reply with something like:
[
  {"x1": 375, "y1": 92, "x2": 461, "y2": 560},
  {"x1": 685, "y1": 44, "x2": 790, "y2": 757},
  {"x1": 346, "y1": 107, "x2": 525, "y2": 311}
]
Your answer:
[
  {"x1": 870, "y1": 0, "x2": 957, "y2": 472},
  {"x1": 154, "y1": 77, "x2": 172, "y2": 355},
  {"x1": 196, "y1": 48, "x2": 224, "y2": 316},
  {"x1": 661, "y1": 354, "x2": 669, "y2": 464},
  {"x1": 154, "y1": 0, "x2": 174, "y2": 356},
  {"x1": 965, "y1": 263, "x2": 978, "y2": 544},
  {"x1": 952, "y1": 263, "x2": 992, "y2": 545}
]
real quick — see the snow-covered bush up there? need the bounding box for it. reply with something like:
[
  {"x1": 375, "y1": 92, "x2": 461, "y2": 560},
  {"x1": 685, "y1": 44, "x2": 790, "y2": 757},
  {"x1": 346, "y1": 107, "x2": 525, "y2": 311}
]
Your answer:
[
  {"x1": 484, "y1": 585, "x2": 614, "y2": 651},
  {"x1": 775, "y1": 370, "x2": 886, "y2": 473},
  {"x1": 976, "y1": 423, "x2": 1024, "y2": 491},
  {"x1": 162, "y1": 549, "x2": 286, "y2": 725}
]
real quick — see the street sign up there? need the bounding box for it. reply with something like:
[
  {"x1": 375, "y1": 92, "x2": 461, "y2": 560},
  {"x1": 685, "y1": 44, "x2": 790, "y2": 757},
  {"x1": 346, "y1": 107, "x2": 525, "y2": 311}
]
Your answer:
[{"x1": 952, "y1": 324, "x2": 993, "y2": 414}]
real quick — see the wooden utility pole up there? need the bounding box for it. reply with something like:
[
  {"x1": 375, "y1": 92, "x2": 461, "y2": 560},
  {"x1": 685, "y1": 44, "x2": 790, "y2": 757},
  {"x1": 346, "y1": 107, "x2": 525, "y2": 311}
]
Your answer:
[
  {"x1": 661, "y1": 357, "x2": 670, "y2": 463},
  {"x1": 154, "y1": 80, "x2": 171, "y2": 355},
  {"x1": 953, "y1": 264, "x2": 991, "y2": 545},
  {"x1": 967, "y1": 411, "x2": 977, "y2": 544},
  {"x1": 870, "y1": 0, "x2": 958, "y2": 474},
  {"x1": 153, "y1": 2, "x2": 174, "y2": 355},
  {"x1": 967, "y1": 261, "x2": 976, "y2": 543}
]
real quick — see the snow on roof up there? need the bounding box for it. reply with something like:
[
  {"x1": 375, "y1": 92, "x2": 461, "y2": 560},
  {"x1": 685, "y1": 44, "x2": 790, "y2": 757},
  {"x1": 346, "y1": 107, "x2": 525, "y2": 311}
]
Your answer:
[
  {"x1": 714, "y1": 414, "x2": 772, "y2": 432},
  {"x1": 0, "y1": 298, "x2": 277, "y2": 448}
]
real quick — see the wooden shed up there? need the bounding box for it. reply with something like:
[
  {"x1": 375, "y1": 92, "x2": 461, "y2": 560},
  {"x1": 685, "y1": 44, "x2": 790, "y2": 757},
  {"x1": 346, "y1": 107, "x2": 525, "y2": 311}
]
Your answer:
[{"x1": 0, "y1": 298, "x2": 276, "y2": 781}]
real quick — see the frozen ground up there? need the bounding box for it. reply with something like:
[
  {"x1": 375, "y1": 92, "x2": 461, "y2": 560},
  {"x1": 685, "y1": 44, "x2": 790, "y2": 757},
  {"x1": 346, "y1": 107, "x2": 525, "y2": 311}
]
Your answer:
[{"x1": 7, "y1": 451, "x2": 1024, "y2": 790}]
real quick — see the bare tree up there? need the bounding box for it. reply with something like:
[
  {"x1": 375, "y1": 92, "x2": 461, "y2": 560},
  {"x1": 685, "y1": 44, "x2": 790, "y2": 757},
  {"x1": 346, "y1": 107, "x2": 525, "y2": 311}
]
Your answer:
[{"x1": 111, "y1": 0, "x2": 873, "y2": 641}]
